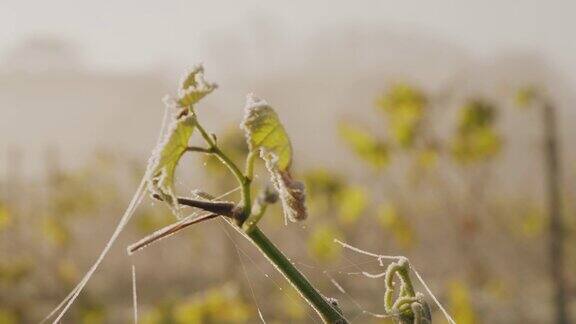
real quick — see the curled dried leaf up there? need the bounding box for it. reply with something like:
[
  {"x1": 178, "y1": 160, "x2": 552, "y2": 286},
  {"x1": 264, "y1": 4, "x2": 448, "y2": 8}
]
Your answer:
[{"x1": 274, "y1": 170, "x2": 307, "y2": 222}]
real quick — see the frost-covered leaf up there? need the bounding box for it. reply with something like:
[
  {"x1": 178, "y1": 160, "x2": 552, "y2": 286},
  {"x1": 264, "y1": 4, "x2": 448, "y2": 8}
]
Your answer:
[
  {"x1": 242, "y1": 95, "x2": 307, "y2": 222},
  {"x1": 146, "y1": 66, "x2": 216, "y2": 216},
  {"x1": 242, "y1": 96, "x2": 292, "y2": 170},
  {"x1": 176, "y1": 66, "x2": 217, "y2": 108},
  {"x1": 146, "y1": 112, "x2": 196, "y2": 216}
]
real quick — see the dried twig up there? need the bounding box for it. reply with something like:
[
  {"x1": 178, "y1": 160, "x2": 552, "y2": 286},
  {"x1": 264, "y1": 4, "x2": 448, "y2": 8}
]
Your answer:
[{"x1": 128, "y1": 213, "x2": 220, "y2": 255}]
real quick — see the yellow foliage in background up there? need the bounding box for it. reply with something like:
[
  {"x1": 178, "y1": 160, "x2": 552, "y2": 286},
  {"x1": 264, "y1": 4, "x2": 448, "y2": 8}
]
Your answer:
[
  {"x1": 448, "y1": 280, "x2": 476, "y2": 324},
  {"x1": 308, "y1": 225, "x2": 343, "y2": 262},
  {"x1": 0, "y1": 205, "x2": 11, "y2": 232},
  {"x1": 337, "y1": 186, "x2": 368, "y2": 225},
  {"x1": 377, "y1": 84, "x2": 426, "y2": 149},
  {"x1": 142, "y1": 285, "x2": 252, "y2": 324},
  {"x1": 376, "y1": 203, "x2": 414, "y2": 249},
  {"x1": 42, "y1": 217, "x2": 71, "y2": 247},
  {"x1": 0, "y1": 309, "x2": 17, "y2": 324}
]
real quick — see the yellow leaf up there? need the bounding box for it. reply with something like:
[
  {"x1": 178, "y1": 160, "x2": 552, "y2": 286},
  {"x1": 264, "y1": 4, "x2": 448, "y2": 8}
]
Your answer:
[
  {"x1": 377, "y1": 84, "x2": 426, "y2": 148},
  {"x1": 0, "y1": 309, "x2": 18, "y2": 324},
  {"x1": 338, "y1": 186, "x2": 368, "y2": 225},
  {"x1": 176, "y1": 66, "x2": 217, "y2": 108},
  {"x1": 0, "y1": 205, "x2": 11, "y2": 231},
  {"x1": 339, "y1": 123, "x2": 389, "y2": 168}
]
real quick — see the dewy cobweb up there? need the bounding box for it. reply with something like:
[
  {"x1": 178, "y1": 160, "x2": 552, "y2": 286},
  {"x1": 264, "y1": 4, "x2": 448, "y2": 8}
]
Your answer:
[
  {"x1": 41, "y1": 96, "x2": 175, "y2": 323},
  {"x1": 334, "y1": 239, "x2": 456, "y2": 324}
]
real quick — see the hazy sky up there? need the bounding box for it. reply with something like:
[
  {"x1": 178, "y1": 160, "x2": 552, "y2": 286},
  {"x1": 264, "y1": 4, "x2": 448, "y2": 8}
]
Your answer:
[
  {"x1": 2, "y1": 0, "x2": 576, "y2": 176},
  {"x1": 1, "y1": 0, "x2": 575, "y2": 84}
]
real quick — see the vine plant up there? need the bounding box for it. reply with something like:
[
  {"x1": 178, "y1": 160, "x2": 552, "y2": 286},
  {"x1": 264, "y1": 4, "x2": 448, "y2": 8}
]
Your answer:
[{"x1": 45, "y1": 66, "x2": 437, "y2": 324}]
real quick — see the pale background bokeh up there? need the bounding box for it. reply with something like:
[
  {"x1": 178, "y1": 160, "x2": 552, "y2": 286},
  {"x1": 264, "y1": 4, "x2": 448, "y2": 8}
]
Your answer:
[
  {"x1": 1, "y1": 0, "x2": 576, "y2": 176},
  {"x1": 0, "y1": 1, "x2": 575, "y2": 323}
]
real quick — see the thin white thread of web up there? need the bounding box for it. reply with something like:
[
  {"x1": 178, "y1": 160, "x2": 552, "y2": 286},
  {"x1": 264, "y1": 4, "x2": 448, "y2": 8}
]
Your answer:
[
  {"x1": 132, "y1": 264, "x2": 138, "y2": 324},
  {"x1": 280, "y1": 225, "x2": 394, "y2": 322},
  {"x1": 217, "y1": 218, "x2": 320, "y2": 323},
  {"x1": 216, "y1": 215, "x2": 400, "y2": 323},
  {"x1": 125, "y1": 185, "x2": 241, "y2": 323},
  {"x1": 335, "y1": 239, "x2": 456, "y2": 324},
  {"x1": 41, "y1": 105, "x2": 169, "y2": 324},
  {"x1": 218, "y1": 220, "x2": 266, "y2": 323}
]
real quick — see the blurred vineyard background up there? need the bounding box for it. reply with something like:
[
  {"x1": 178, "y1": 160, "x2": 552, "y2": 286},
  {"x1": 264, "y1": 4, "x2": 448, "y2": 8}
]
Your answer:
[{"x1": 2, "y1": 1, "x2": 576, "y2": 323}]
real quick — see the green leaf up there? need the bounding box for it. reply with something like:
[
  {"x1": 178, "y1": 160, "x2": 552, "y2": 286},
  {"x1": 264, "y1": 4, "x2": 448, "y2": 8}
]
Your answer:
[
  {"x1": 242, "y1": 95, "x2": 307, "y2": 222},
  {"x1": 176, "y1": 66, "x2": 217, "y2": 108},
  {"x1": 146, "y1": 113, "x2": 196, "y2": 216},
  {"x1": 242, "y1": 96, "x2": 292, "y2": 170},
  {"x1": 147, "y1": 66, "x2": 216, "y2": 216},
  {"x1": 339, "y1": 123, "x2": 389, "y2": 169}
]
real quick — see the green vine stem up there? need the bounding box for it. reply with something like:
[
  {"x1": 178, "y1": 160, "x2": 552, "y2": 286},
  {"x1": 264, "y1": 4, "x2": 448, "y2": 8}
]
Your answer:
[
  {"x1": 245, "y1": 226, "x2": 348, "y2": 324},
  {"x1": 195, "y1": 119, "x2": 252, "y2": 224},
  {"x1": 194, "y1": 116, "x2": 348, "y2": 323}
]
